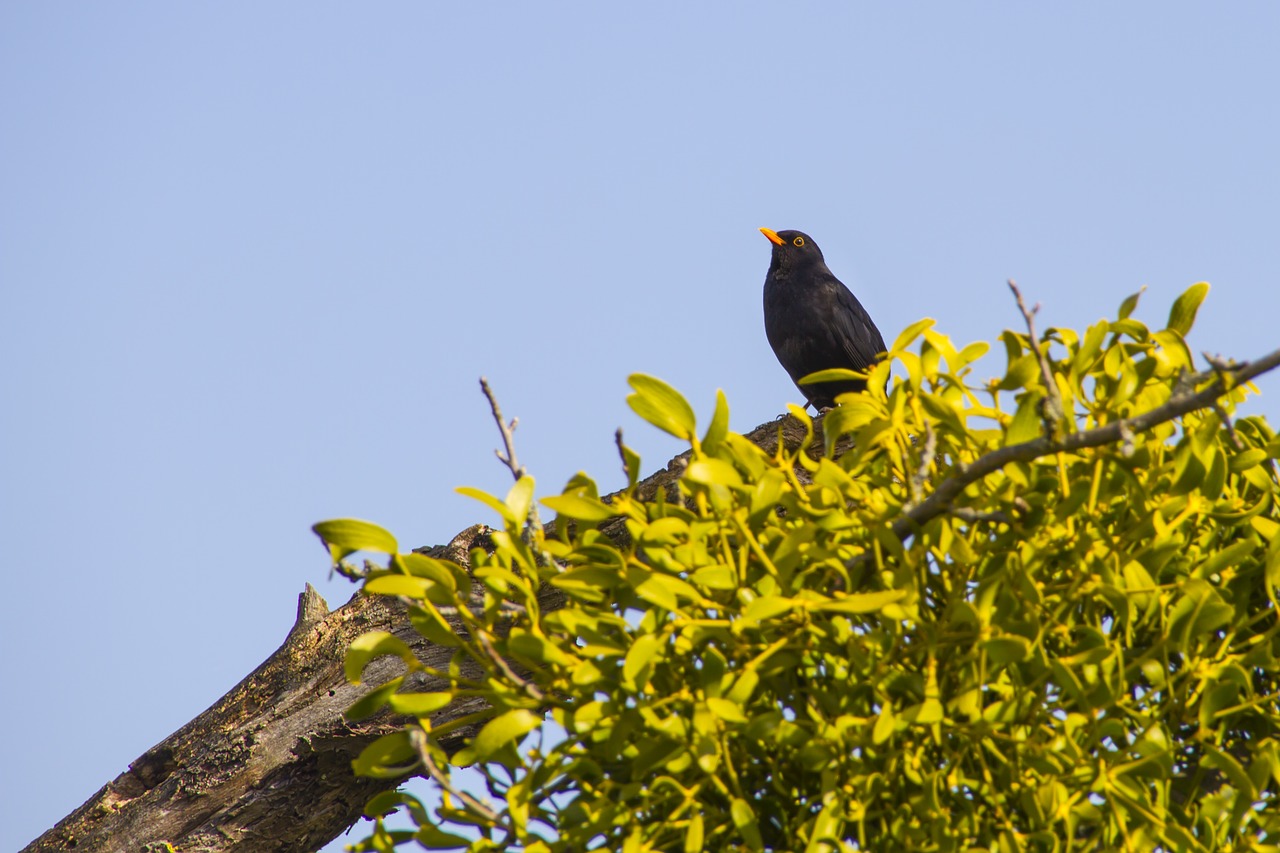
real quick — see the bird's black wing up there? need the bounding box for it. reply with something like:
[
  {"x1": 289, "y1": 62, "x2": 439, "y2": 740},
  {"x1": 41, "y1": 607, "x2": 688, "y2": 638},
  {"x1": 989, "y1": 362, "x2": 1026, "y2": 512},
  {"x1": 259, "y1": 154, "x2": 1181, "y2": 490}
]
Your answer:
[{"x1": 828, "y1": 278, "x2": 887, "y2": 371}]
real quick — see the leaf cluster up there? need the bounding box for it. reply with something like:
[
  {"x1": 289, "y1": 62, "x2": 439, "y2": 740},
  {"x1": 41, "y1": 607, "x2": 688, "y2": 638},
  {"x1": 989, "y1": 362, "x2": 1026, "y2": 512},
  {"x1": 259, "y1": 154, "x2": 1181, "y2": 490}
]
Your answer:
[{"x1": 317, "y1": 285, "x2": 1280, "y2": 852}]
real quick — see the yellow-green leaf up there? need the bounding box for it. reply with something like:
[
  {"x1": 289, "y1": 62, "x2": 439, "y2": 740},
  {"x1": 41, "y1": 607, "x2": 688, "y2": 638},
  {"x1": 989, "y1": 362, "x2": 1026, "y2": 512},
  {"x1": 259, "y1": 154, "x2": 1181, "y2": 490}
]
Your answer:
[
  {"x1": 630, "y1": 568, "x2": 700, "y2": 610},
  {"x1": 312, "y1": 519, "x2": 398, "y2": 560},
  {"x1": 1229, "y1": 448, "x2": 1268, "y2": 472},
  {"x1": 364, "y1": 574, "x2": 434, "y2": 599},
  {"x1": 627, "y1": 374, "x2": 697, "y2": 441},
  {"x1": 387, "y1": 691, "x2": 453, "y2": 717},
  {"x1": 901, "y1": 698, "x2": 944, "y2": 725},
  {"x1": 982, "y1": 636, "x2": 1031, "y2": 665},
  {"x1": 345, "y1": 677, "x2": 403, "y2": 721},
  {"x1": 955, "y1": 340, "x2": 990, "y2": 369},
  {"x1": 702, "y1": 389, "x2": 730, "y2": 454},
  {"x1": 740, "y1": 595, "x2": 795, "y2": 625},
  {"x1": 685, "y1": 458, "x2": 744, "y2": 489},
  {"x1": 640, "y1": 516, "x2": 690, "y2": 545},
  {"x1": 806, "y1": 795, "x2": 846, "y2": 853},
  {"x1": 811, "y1": 590, "x2": 907, "y2": 614},
  {"x1": 352, "y1": 732, "x2": 416, "y2": 779},
  {"x1": 891, "y1": 317, "x2": 935, "y2": 353},
  {"x1": 469, "y1": 709, "x2": 541, "y2": 763},
  {"x1": 505, "y1": 475, "x2": 536, "y2": 525},
  {"x1": 1167, "y1": 281, "x2": 1210, "y2": 336},
  {"x1": 798, "y1": 367, "x2": 865, "y2": 386},
  {"x1": 455, "y1": 486, "x2": 516, "y2": 524},
  {"x1": 1117, "y1": 286, "x2": 1146, "y2": 320},
  {"x1": 730, "y1": 798, "x2": 764, "y2": 850},
  {"x1": 624, "y1": 633, "x2": 665, "y2": 690},
  {"x1": 508, "y1": 628, "x2": 576, "y2": 667},
  {"x1": 691, "y1": 564, "x2": 737, "y2": 590},
  {"x1": 410, "y1": 601, "x2": 460, "y2": 648},
  {"x1": 685, "y1": 813, "x2": 705, "y2": 853},
  {"x1": 345, "y1": 631, "x2": 417, "y2": 684},
  {"x1": 705, "y1": 697, "x2": 748, "y2": 724},
  {"x1": 1004, "y1": 391, "x2": 1044, "y2": 445},
  {"x1": 998, "y1": 355, "x2": 1041, "y2": 391},
  {"x1": 872, "y1": 707, "x2": 896, "y2": 744},
  {"x1": 541, "y1": 493, "x2": 617, "y2": 522},
  {"x1": 394, "y1": 552, "x2": 460, "y2": 590}
]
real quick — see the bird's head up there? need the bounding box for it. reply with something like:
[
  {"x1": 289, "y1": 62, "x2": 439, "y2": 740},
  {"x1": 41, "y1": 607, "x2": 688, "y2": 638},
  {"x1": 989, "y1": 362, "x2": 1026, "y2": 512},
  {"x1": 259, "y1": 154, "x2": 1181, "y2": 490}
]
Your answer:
[{"x1": 759, "y1": 228, "x2": 826, "y2": 275}]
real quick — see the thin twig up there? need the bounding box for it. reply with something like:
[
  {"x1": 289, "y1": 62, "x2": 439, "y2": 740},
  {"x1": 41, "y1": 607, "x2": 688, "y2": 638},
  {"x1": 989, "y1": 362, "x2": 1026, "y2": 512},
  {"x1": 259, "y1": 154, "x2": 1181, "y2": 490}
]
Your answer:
[
  {"x1": 480, "y1": 377, "x2": 526, "y2": 483},
  {"x1": 847, "y1": 345, "x2": 1280, "y2": 572},
  {"x1": 1202, "y1": 352, "x2": 1236, "y2": 376},
  {"x1": 1118, "y1": 421, "x2": 1136, "y2": 458},
  {"x1": 948, "y1": 507, "x2": 1012, "y2": 525},
  {"x1": 1201, "y1": 353, "x2": 1248, "y2": 450},
  {"x1": 909, "y1": 422, "x2": 937, "y2": 506},
  {"x1": 615, "y1": 428, "x2": 631, "y2": 484},
  {"x1": 476, "y1": 629, "x2": 545, "y2": 702},
  {"x1": 1212, "y1": 400, "x2": 1246, "y2": 451},
  {"x1": 479, "y1": 377, "x2": 544, "y2": 537},
  {"x1": 1008, "y1": 279, "x2": 1065, "y2": 431},
  {"x1": 409, "y1": 728, "x2": 502, "y2": 823}
]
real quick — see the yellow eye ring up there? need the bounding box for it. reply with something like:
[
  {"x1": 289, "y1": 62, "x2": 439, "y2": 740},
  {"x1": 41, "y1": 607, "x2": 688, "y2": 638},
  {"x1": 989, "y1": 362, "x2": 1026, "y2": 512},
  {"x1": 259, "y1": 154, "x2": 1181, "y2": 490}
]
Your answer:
[{"x1": 793, "y1": 236, "x2": 805, "y2": 247}]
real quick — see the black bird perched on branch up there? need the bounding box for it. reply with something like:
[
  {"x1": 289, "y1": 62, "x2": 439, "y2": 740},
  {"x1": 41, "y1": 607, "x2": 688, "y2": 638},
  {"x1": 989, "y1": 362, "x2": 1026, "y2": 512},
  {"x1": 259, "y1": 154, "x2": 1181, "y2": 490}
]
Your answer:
[{"x1": 760, "y1": 227, "x2": 887, "y2": 410}]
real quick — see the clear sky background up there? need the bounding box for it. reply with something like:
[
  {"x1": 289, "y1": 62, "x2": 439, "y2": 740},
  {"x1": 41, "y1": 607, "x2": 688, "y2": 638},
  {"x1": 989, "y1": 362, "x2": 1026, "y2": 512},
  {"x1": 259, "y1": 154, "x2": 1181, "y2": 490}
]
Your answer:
[{"x1": 3, "y1": 4, "x2": 1279, "y2": 850}]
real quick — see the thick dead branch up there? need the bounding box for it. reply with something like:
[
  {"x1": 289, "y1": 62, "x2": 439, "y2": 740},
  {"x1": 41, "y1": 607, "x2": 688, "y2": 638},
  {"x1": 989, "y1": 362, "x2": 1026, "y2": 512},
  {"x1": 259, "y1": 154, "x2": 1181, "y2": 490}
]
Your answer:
[
  {"x1": 23, "y1": 417, "x2": 827, "y2": 853},
  {"x1": 23, "y1": 529, "x2": 498, "y2": 853}
]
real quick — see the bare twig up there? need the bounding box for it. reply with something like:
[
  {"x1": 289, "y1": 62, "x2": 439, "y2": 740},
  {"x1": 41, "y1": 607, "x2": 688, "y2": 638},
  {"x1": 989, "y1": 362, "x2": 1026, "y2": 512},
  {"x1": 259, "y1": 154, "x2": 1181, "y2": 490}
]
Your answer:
[
  {"x1": 1200, "y1": 353, "x2": 1248, "y2": 450},
  {"x1": 409, "y1": 728, "x2": 501, "y2": 823},
  {"x1": 1212, "y1": 400, "x2": 1246, "y2": 451},
  {"x1": 1008, "y1": 279, "x2": 1066, "y2": 431},
  {"x1": 909, "y1": 422, "x2": 937, "y2": 506},
  {"x1": 615, "y1": 428, "x2": 631, "y2": 483},
  {"x1": 476, "y1": 629, "x2": 545, "y2": 702},
  {"x1": 848, "y1": 345, "x2": 1280, "y2": 571},
  {"x1": 1202, "y1": 352, "x2": 1236, "y2": 377},
  {"x1": 480, "y1": 377, "x2": 526, "y2": 483},
  {"x1": 948, "y1": 507, "x2": 1012, "y2": 525},
  {"x1": 479, "y1": 378, "x2": 545, "y2": 538},
  {"x1": 1118, "y1": 421, "x2": 1136, "y2": 458}
]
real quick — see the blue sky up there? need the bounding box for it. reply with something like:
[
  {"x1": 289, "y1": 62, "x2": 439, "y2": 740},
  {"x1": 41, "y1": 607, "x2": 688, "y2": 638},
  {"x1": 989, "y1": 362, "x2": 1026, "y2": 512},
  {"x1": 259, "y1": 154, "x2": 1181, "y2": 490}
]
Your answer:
[{"x1": 3, "y1": 4, "x2": 1279, "y2": 850}]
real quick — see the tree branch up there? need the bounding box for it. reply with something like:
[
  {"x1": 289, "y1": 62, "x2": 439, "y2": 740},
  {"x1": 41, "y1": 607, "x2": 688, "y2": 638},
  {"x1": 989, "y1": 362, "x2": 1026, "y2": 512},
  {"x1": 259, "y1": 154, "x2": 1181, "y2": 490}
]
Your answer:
[
  {"x1": 23, "y1": 528, "x2": 497, "y2": 853},
  {"x1": 873, "y1": 345, "x2": 1280, "y2": 553}
]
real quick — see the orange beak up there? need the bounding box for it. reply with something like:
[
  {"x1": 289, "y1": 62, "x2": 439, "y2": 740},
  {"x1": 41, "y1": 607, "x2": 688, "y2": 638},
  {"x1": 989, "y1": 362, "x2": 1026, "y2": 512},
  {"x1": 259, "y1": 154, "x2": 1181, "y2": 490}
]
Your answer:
[{"x1": 759, "y1": 227, "x2": 784, "y2": 246}]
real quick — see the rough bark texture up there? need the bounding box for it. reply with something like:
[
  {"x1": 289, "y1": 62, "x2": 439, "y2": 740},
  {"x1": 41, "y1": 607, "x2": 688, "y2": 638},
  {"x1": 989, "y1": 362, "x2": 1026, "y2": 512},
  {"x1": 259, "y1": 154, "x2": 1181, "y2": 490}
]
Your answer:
[{"x1": 24, "y1": 414, "x2": 829, "y2": 853}]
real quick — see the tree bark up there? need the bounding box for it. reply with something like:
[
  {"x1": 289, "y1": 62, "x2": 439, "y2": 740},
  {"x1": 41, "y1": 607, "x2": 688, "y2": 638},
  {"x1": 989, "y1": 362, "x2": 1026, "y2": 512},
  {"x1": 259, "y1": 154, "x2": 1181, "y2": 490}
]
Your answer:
[{"x1": 23, "y1": 415, "x2": 825, "y2": 853}]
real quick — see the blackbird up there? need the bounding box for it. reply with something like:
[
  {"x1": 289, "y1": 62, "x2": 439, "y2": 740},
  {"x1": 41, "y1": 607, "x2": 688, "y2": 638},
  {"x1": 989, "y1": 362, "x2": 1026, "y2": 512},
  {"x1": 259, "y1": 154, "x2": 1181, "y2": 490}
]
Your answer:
[{"x1": 760, "y1": 227, "x2": 887, "y2": 410}]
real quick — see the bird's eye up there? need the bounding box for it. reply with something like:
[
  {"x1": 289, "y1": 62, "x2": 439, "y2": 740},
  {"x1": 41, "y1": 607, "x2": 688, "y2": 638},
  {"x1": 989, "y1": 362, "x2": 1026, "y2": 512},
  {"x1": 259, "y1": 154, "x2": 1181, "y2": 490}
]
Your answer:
[{"x1": 793, "y1": 236, "x2": 805, "y2": 247}]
